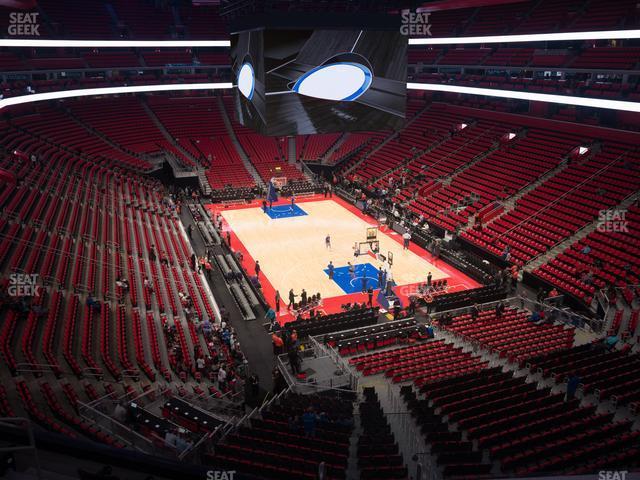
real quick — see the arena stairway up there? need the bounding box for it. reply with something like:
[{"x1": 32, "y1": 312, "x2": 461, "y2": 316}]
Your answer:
[
  {"x1": 321, "y1": 133, "x2": 348, "y2": 164},
  {"x1": 217, "y1": 96, "x2": 265, "y2": 188},
  {"x1": 140, "y1": 98, "x2": 200, "y2": 169}
]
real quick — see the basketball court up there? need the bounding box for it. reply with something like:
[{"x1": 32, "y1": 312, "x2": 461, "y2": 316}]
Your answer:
[{"x1": 206, "y1": 195, "x2": 480, "y2": 323}]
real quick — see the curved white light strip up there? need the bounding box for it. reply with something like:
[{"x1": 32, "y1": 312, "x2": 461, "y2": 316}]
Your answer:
[
  {"x1": 0, "y1": 82, "x2": 233, "y2": 110},
  {"x1": 237, "y1": 63, "x2": 255, "y2": 100},
  {"x1": 292, "y1": 62, "x2": 373, "y2": 101},
  {"x1": 408, "y1": 29, "x2": 640, "y2": 45},
  {"x1": 407, "y1": 82, "x2": 640, "y2": 113},
  {"x1": 0, "y1": 39, "x2": 231, "y2": 48}
]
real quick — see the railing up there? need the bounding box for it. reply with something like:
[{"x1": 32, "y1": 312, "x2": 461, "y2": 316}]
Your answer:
[
  {"x1": 301, "y1": 337, "x2": 360, "y2": 391},
  {"x1": 426, "y1": 296, "x2": 519, "y2": 321},
  {"x1": 496, "y1": 151, "x2": 628, "y2": 241},
  {"x1": 385, "y1": 385, "x2": 439, "y2": 480},
  {"x1": 78, "y1": 400, "x2": 167, "y2": 456},
  {"x1": 518, "y1": 295, "x2": 606, "y2": 334},
  {"x1": 426, "y1": 294, "x2": 601, "y2": 334},
  {"x1": 299, "y1": 161, "x2": 319, "y2": 183},
  {"x1": 218, "y1": 386, "x2": 291, "y2": 443},
  {"x1": 15, "y1": 362, "x2": 61, "y2": 376}
]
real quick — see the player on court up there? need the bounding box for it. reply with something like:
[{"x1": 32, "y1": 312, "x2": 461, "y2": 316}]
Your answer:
[
  {"x1": 290, "y1": 195, "x2": 296, "y2": 211},
  {"x1": 325, "y1": 234, "x2": 331, "y2": 250},
  {"x1": 348, "y1": 262, "x2": 355, "y2": 279}
]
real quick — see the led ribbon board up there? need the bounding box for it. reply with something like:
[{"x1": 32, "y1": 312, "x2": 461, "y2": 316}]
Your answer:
[
  {"x1": 0, "y1": 39, "x2": 231, "y2": 47},
  {"x1": 406, "y1": 82, "x2": 640, "y2": 113},
  {"x1": 0, "y1": 83, "x2": 233, "y2": 110},
  {"x1": 407, "y1": 29, "x2": 640, "y2": 45}
]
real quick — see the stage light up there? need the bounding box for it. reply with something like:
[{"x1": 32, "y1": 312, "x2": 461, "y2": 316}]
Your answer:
[
  {"x1": 0, "y1": 39, "x2": 230, "y2": 48},
  {"x1": 408, "y1": 29, "x2": 640, "y2": 45},
  {"x1": 406, "y1": 82, "x2": 640, "y2": 113},
  {"x1": 237, "y1": 63, "x2": 255, "y2": 100},
  {"x1": 292, "y1": 62, "x2": 373, "y2": 101},
  {"x1": 0, "y1": 82, "x2": 233, "y2": 110}
]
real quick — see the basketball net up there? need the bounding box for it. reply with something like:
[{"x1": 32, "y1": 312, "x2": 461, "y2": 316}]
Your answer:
[{"x1": 272, "y1": 176, "x2": 288, "y2": 189}]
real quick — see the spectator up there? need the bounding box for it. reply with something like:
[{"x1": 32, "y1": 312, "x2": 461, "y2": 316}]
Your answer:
[
  {"x1": 87, "y1": 294, "x2": 101, "y2": 311},
  {"x1": 164, "y1": 429, "x2": 178, "y2": 449},
  {"x1": 288, "y1": 347, "x2": 301, "y2": 375},
  {"x1": 470, "y1": 303, "x2": 480, "y2": 320},
  {"x1": 271, "y1": 332, "x2": 284, "y2": 355},
  {"x1": 218, "y1": 365, "x2": 227, "y2": 391},
  {"x1": 275, "y1": 290, "x2": 281, "y2": 314},
  {"x1": 244, "y1": 374, "x2": 260, "y2": 410},
  {"x1": 174, "y1": 431, "x2": 192, "y2": 454},
  {"x1": 605, "y1": 334, "x2": 619, "y2": 351},
  {"x1": 566, "y1": 373, "x2": 581, "y2": 401},
  {"x1": 272, "y1": 367, "x2": 286, "y2": 394},
  {"x1": 510, "y1": 265, "x2": 519, "y2": 291},
  {"x1": 290, "y1": 329, "x2": 298, "y2": 346},
  {"x1": 288, "y1": 289, "x2": 296, "y2": 309},
  {"x1": 302, "y1": 408, "x2": 317, "y2": 437},
  {"x1": 113, "y1": 402, "x2": 127, "y2": 423},
  {"x1": 265, "y1": 307, "x2": 277, "y2": 331},
  {"x1": 402, "y1": 231, "x2": 411, "y2": 250},
  {"x1": 393, "y1": 300, "x2": 401, "y2": 320},
  {"x1": 116, "y1": 278, "x2": 129, "y2": 294}
]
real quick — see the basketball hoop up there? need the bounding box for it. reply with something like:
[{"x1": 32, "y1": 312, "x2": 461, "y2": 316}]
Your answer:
[{"x1": 271, "y1": 176, "x2": 288, "y2": 189}]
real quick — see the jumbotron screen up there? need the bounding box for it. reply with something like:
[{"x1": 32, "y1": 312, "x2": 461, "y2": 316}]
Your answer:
[{"x1": 231, "y1": 26, "x2": 407, "y2": 136}]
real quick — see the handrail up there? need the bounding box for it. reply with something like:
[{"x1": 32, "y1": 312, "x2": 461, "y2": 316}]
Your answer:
[
  {"x1": 525, "y1": 188, "x2": 640, "y2": 265},
  {"x1": 418, "y1": 123, "x2": 496, "y2": 176},
  {"x1": 179, "y1": 425, "x2": 220, "y2": 461},
  {"x1": 495, "y1": 150, "x2": 627, "y2": 240},
  {"x1": 77, "y1": 401, "x2": 158, "y2": 454}
]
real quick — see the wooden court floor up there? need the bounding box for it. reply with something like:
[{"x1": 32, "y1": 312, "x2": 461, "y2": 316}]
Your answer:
[{"x1": 219, "y1": 198, "x2": 450, "y2": 300}]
